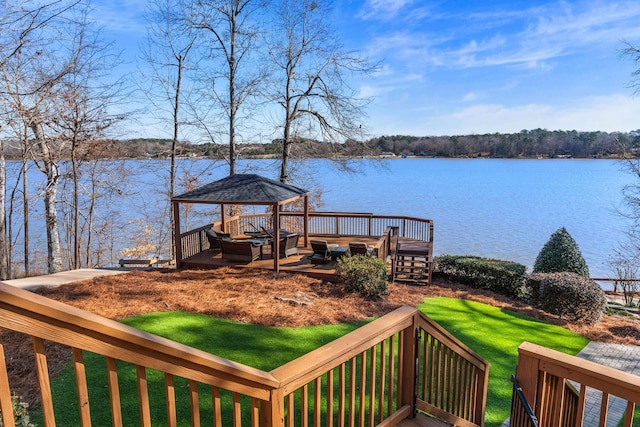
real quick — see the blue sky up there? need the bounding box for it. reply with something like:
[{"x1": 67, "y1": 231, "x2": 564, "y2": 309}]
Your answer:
[{"x1": 92, "y1": 0, "x2": 640, "y2": 139}]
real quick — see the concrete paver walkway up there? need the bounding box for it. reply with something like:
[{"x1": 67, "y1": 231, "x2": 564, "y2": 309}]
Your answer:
[
  {"x1": 1, "y1": 268, "x2": 127, "y2": 290},
  {"x1": 576, "y1": 341, "x2": 640, "y2": 427}
]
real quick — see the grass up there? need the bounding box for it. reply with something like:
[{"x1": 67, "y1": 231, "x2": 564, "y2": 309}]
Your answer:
[
  {"x1": 418, "y1": 297, "x2": 589, "y2": 427},
  {"x1": 33, "y1": 299, "x2": 590, "y2": 427},
  {"x1": 34, "y1": 313, "x2": 368, "y2": 427}
]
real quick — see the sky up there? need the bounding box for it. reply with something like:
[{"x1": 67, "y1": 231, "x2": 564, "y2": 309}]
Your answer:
[{"x1": 91, "y1": 0, "x2": 640, "y2": 139}]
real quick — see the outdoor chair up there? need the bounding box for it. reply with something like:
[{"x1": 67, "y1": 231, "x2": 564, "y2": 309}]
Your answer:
[
  {"x1": 308, "y1": 240, "x2": 332, "y2": 264},
  {"x1": 279, "y1": 233, "x2": 300, "y2": 258},
  {"x1": 205, "y1": 228, "x2": 232, "y2": 252},
  {"x1": 219, "y1": 239, "x2": 262, "y2": 263},
  {"x1": 349, "y1": 242, "x2": 375, "y2": 257}
]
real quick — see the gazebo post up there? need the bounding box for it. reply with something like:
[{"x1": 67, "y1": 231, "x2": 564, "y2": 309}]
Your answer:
[
  {"x1": 303, "y1": 194, "x2": 309, "y2": 247},
  {"x1": 172, "y1": 201, "x2": 182, "y2": 267},
  {"x1": 273, "y1": 204, "x2": 280, "y2": 272},
  {"x1": 221, "y1": 203, "x2": 226, "y2": 232}
]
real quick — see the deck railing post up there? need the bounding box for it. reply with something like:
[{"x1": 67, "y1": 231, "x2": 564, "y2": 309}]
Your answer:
[
  {"x1": 261, "y1": 389, "x2": 284, "y2": 427},
  {"x1": 511, "y1": 348, "x2": 542, "y2": 427},
  {"x1": 400, "y1": 313, "x2": 419, "y2": 418}
]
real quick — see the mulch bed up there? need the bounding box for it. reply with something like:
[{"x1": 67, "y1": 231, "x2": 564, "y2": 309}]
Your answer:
[{"x1": 3, "y1": 268, "x2": 639, "y2": 409}]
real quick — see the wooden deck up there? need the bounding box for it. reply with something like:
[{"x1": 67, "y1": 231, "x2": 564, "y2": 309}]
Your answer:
[{"x1": 181, "y1": 235, "x2": 382, "y2": 280}]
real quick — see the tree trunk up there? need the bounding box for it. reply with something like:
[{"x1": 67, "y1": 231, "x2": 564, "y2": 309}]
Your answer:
[
  {"x1": 30, "y1": 121, "x2": 63, "y2": 273},
  {"x1": 22, "y1": 158, "x2": 29, "y2": 276},
  {"x1": 228, "y1": 11, "x2": 237, "y2": 176},
  {"x1": 0, "y1": 143, "x2": 9, "y2": 280}
]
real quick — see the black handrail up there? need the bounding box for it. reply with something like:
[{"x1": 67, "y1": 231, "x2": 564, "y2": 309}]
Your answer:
[{"x1": 511, "y1": 374, "x2": 539, "y2": 427}]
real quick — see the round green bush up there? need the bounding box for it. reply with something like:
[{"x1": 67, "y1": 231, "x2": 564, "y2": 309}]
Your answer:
[
  {"x1": 336, "y1": 255, "x2": 389, "y2": 298},
  {"x1": 533, "y1": 227, "x2": 590, "y2": 277},
  {"x1": 527, "y1": 272, "x2": 606, "y2": 324}
]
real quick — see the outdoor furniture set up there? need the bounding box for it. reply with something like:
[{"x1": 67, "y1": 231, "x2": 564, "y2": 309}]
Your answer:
[
  {"x1": 206, "y1": 228, "x2": 300, "y2": 263},
  {"x1": 308, "y1": 240, "x2": 376, "y2": 265}
]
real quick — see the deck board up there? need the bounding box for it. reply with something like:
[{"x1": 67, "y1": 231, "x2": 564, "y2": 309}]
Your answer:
[{"x1": 396, "y1": 414, "x2": 450, "y2": 427}]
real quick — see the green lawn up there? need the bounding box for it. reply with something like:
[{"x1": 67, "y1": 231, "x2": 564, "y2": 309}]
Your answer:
[
  {"x1": 33, "y1": 299, "x2": 589, "y2": 427},
  {"x1": 419, "y1": 297, "x2": 589, "y2": 427}
]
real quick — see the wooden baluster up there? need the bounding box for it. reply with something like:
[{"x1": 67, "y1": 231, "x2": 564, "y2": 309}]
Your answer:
[
  {"x1": 105, "y1": 357, "x2": 123, "y2": 427},
  {"x1": 301, "y1": 385, "x2": 309, "y2": 427},
  {"x1": 190, "y1": 379, "x2": 200, "y2": 427},
  {"x1": 349, "y1": 358, "x2": 356, "y2": 427},
  {"x1": 387, "y1": 335, "x2": 395, "y2": 415},
  {"x1": 232, "y1": 392, "x2": 242, "y2": 427},
  {"x1": 327, "y1": 369, "x2": 334, "y2": 427},
  {"x1": 136, "y1": 365, "x2": 151, "y2": 427},
  {"x1": 314, "y1": 378, "x2": 322, "y2": 427},
  {"x1": 359, "y1": 352, "x2": 366, "y2": 427},
  {"x1": 33, "y1": 337, "x2": 55, "y2": 427},
  {"x1": 251, "y1": 397, "x2": 259, "y2": 427},
  {"x1": 72, "y1": 348, "x2": 92, "y2": 426},
  {"x1": 622, "y1": 401, "x2": 635, "y2": 427},
  {"x1": 0, "y1": 341, "x2": 15, "y2": 427},
  {"x1": 212, "y1": 386, "x2": 222, "y2": 427},
  {"x1": 599, "y1": 392, "x2": 610, "y2": 427},
  {"x1": 378, "y1": 340, "x2": 387, "y2": 422},
  {"x1": 165, "y1": 374, "x2": 177, "y2": 427},
  {"x1": 339, "y1": 364, "x2": 346, "y2": 427},
  {"x1": 286, "y1": 392, "x2": 294, "y2": 427},
  {"x1": 368, "y1": 346, "x2": 376, "y2": 427}
]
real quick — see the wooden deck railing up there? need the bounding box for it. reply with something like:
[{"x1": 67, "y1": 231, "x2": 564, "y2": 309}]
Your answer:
[
  {"x1": 0, "y1": 283, "x2": 485, "y2": 427},
  {"x1": 178, "y1": 212, "x2": 432, "y2": 264},
  {"x1": 218, "y1": 212, "x2": 433, "y2": 243},
  {"x1": 511, "y1": 342, "x2": 640, "y2": 427}
]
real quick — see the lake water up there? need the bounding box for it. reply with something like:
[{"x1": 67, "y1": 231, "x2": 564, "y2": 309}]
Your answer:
[
  {"x1": 8, "y1": 158, "x2": 634, "y2": 281},
  {"x1": 313, "y1": 158, "x2": 632, "y2": 279}
]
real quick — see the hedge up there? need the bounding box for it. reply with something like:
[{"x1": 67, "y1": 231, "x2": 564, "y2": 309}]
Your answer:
[{"x1": 434, "y1": 255, "x2": 527, "y2": 297}]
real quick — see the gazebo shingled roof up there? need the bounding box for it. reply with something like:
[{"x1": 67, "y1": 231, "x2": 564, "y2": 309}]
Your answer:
[
  {"x1": 172, "y1": 173, "x2": 308, "y2": 204},
  {"x1": 171, "y1": 174, "x2": 310, "y2": 272}
]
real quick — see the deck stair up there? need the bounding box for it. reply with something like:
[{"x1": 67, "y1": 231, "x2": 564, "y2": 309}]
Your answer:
[{"x1": 393, "y1": 239, "x2": 433, "y2": 284}]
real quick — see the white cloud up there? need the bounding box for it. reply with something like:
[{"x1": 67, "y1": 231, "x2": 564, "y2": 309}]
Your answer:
[
  {"x1": 366, "y1": 0, "x2": 640, "y2": 71},
  {"x1": 461, "y1": 92, "x2": 481, "y2": 102},
  {"x1": 91, "y1": 1, "x2": 147, "y2": 34},
  {"x1": 357, "y1": 0, "x2": 416, "y2": 21},
  {"x1": 416, "y1": 94, "x2": 640, "y2": 135}
]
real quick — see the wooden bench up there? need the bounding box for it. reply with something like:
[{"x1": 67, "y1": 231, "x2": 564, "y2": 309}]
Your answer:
[{"x1": 119, "y1": 258, "x2": 158, "y2": 268}]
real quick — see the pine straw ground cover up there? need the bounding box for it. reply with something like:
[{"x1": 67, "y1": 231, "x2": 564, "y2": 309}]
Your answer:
[{"x1": 3, "y1": 268, "x2": 640, "y2": 409}]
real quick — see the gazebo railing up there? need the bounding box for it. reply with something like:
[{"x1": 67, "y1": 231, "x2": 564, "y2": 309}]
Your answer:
[
  {"x1": 223, "y1": 212, "x2": 433, "y2": 242},
  {"x1": 177, "y1": 212, "x2": 432, "y2": 267}
]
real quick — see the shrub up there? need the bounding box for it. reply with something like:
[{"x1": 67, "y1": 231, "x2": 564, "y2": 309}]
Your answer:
[
  {"x1": 528, "y1": 272, "x2": 606, "y2": 324},
  {"x1": 336, "y1": 255, "x2": 389, "y2": 298},
  {"x1": 434, "y1": 255, "x2": 527, "y2": 297},
  {"x1": 0, "y1": 392, "x2": 36, "y2": 427},
  {"x1": 533, "y1": 227, "x2": 590, "y2": 277}
]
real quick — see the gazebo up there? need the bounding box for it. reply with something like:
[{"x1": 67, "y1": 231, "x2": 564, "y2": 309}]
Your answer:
[{"x1": 171, "y1": 174, "x2": 310, "y2": 272}]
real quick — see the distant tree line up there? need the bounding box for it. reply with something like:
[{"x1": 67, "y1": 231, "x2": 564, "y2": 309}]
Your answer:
[{"x1": 7, "y1": 129, "x2": 634, "y2": 161}]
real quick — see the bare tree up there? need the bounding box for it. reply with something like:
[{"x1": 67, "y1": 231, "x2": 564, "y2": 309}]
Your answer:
[
  {"x1": 140, "y1": 0, "x2": 198, "y2": 261},
  {"x1": 1, "y1": 0, "x2": 126, "y2": 273},
  {"x1": 268, "y1": 0, "x2": 375, "y2": 183},
  {"x1": 188, "y1": 0, "x2": 266, "y2": 175},
  {"x1": 0, "y1": 0, "x2": 79, "y2": 278},
  {"x1": 51, "y1": 6, "x2": 127, "y2": 270}
]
